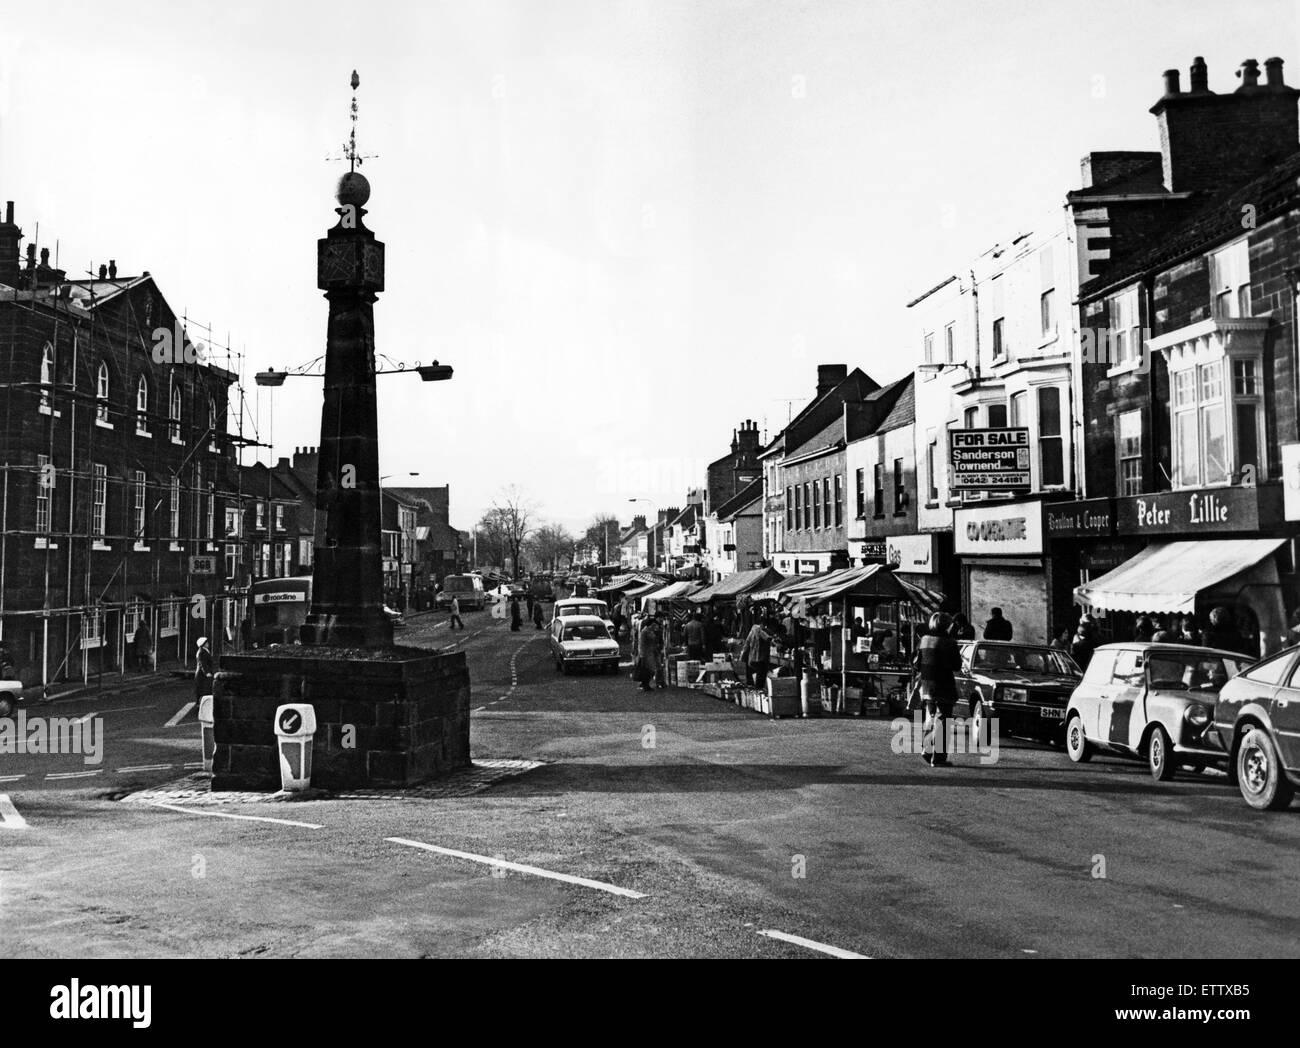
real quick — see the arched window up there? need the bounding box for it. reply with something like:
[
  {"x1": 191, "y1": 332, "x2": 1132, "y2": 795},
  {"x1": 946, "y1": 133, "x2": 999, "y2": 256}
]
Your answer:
[
  {"x1": 135, "y1": 375, "x2": 150, "y2": 433},
  {"x1": 169, "y1": 377, "x2": 182, "y2": 442},
  {"x1": 95, "y1": 361, "x2": 110, "y2": 423},
  {"x1": 39, "y1": 342, "x2": 54, "y2": 411}
]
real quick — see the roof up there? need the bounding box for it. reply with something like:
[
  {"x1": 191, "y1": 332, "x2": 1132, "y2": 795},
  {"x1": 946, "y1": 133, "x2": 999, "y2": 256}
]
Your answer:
[
  {"x1": 1080, "y1": 148, "x2": 1300, "y2": 299},
  {"x1": 714, "y1": 479, "x2": 763, "y2": 521},
  {"x1": 385, "y1": 486, "x2": 450, "y2": 523},
  {"x1": 761, "y1": 367, "x2": 879, "y2": 459},
  {"x1": 875, "y1": 375, "x2": 915, "y2": 433},
  {"x1": 669, "y1": 504, "x2": 699, "y2": 529}
]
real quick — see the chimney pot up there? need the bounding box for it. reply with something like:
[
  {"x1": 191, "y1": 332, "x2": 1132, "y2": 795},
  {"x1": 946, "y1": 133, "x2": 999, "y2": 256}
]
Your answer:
[
  {"x1": 4, "y1": 202, "x2": 12, "y2": 224},
  {"x1": 108, "y1": 260, "x2": 117, "y2": 279},
  {"x1": 1237, "y1": 58, "x2": 1262, "y2": 90},
  {"x1": 98, "y1": 264, "x2": 107, "y2": 279},
  {"x1": 1163, "y1": 69, "x2": 1181, "y2": 95},
  {"x1": 25, "y1": 243, "x2": 35, "y2": 265},
  {"x1": 1190, "y1": 56, "x2": 1209, "y2": 93},
  {"x1": 1265, "y1": 56, "x2": 1285, "y2": 87},
  {"x1": 39, "y1": 247, "x2": 49, "y2": 265}
]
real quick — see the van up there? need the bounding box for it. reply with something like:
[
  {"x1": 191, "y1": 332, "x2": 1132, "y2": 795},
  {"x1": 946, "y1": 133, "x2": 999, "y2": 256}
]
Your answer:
[{"x1": 438, "y1": 574, "x2": 487, "y2": 612}]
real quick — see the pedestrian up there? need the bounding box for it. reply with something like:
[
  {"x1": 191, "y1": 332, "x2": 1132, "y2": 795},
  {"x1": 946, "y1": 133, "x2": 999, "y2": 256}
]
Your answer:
[
  {"x1": 1133, "y1": 615, "x2": 1155, "y2": 643},
  {"x1": 982, "y1": 607, "x2": 1013, "y2": 641},
  {"x1": 1069, "y1": 619, "x2": 1096, "y2": 672},
  {"x1": 610, "y1": 601, "x2": 625, "y2": 641},
  {"x1": 916, "y1": 612, "x2": 961, "y2": 766},
  {"x1": 133, "y1": 617, "x2": 153, "y2": 673},
  {"x1": 526, "y1": 591, "x2": 535, "y2": 618},
  {"x1": 194, "y1": 636, "x2": 215, "y2": 702},
  {"x1": 683, "y1": 612, "x2": 708, "y2": 663},
  {"x1": 532, "y1": 600, "x2": 544, "y2": 630},
  {"x1": 740, "y1": 620, "x2": 774, "y2": 691},
  {"x1": 1203, "y1": 606, "x2": 1241, "y2": 654},
  {"x1": 634, "y1": 615, "x2": 663, "y2": 692},
  {"x1": 449, "y1": 596, "x2": 464, "y2": 631},
  {"x1": 950, "y1": 613, "x2": 976, "y2": 640},
  {"x1": 510, "y1": 596, "x2": 522, "y2": 632}
]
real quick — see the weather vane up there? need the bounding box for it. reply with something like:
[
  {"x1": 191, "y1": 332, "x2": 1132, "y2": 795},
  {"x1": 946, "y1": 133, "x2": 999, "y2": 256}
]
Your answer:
[{"x1": 327, "y1": 69, "x2": 377, "y2": 171}]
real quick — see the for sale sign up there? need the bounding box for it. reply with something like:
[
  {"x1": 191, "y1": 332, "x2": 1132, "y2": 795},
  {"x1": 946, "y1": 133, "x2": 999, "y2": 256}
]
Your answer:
[{"x1": 949, "y1": 428, "x2": 1031, "y2": 492}]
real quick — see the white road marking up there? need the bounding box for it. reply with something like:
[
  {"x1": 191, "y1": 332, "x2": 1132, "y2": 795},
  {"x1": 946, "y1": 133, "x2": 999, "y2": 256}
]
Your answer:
[
  {"x1": 387, "y1": 837, "x2": 647, "y2": 899},
  {"x1": 182, "y1": 761, "x2": 206, "y2": 769},
  {"x1": 148, "y1": 802, "x2": 322, "y2": 829},
  {"x1": 0, "y1": 795, "x2": 27, "y2": 829},
  {"x1": 164, "y1": 702, "x2": 196, "y2": 727},
  {"x1": 76, "y1": 704, "x2": 157, "y2": 724},
  {"x1": 116, "y1": 764, "x2": 176, "y2": 774},
  {"x1": 45, "y1": 769, "x2": 103, "y2": 780},
  {"x1": 757, "y1": 929, "x2": 869, "y2": 959},
  {"x1": 0, "y1": 774, "x2": 26, "y2": 783}
]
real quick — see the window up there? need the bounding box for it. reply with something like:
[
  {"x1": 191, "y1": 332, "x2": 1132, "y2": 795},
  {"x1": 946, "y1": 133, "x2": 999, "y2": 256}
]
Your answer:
[
  {"x1": 169, "y1": 378, "x2": 182, "y2": 442},
  {"x1": 1233, "y1": 359, "x2": 1262, "y2": 474},
  {"x1": 1243, "y1": 649, "x2": 1297, "y2": 686},
  {"x1": 35, "y1": 454, "x2": 51, "y2": 533},
  {"x1": 893, "y1": 458, "x2": 905, "y2": 513},
  {"x1": 793, "y1": 485, "x2": 801, "y2": 531},
  {"x1": 1111, "y1": 649, "x2": 1145, "y2": 686},
  {"x1": 988, "y1": 403, "x2": 1008, "y2": 429},
  {"x1": 124, "y1": 598, "x2": 144, "y2": 642},
  {"x1": 1209, "y1": 239, "x2": 1250, "y2": 318},
  {"x1": 833, "y1": 473, "x2": 843, "y2": 527},
  {"x1": 274, "y1": 542, "x2": 286, "y2": 577},
  {"x1": 1107, "y1": 286, "x2": 1142, "y2": 368},
  {"x1": 944, "y1": 323, "x2": 955, "y2": 363},
  {"x1": 225, "y1": 506, "x2": 241, "y2": 537},
  {"x1": 1040, "y1": 248, "x2": 1056, "y2": 338},
  {"x1": 822, "y1": 478, "x2": 831, "y2": 528},
  {"x1": 873, "y1": 463, "x2": 884, "y2": 517},
  {"x1": 259, "y1": 542, "x2": 272, "y2": 578},
  {"x1": 1118, "y1": 410, "x2": 1142, "y2": 496},
  {"x1": 95, "y1": 362, "x2": 110, "y2": 423},
  {"x1": 854, "y1": 468, "x2": 865, "y2": 518},
  {"x1": 813, "y1": 479, "x2": 822, "y2": 529},
  {"x1": 927, "y1": 439, "x2": 938, "y2": 503},
  {"x1": 803, "y1": 482, "x2": 811, "y2": 530},
  {"x1": 92, "y1": 463, "x2": 107, "y2": 537},
  {"x1": 206, "y1": 483, "x2": 215, "y2": 542},
  {"x1": 225, "y1": 543, "x2": 240, "y2": 580},
  {"x1": 133, "y1": 470, "x2": 147, "y2": 540},
  {"x1": 160, "y1": 599, "x2": 179, "y2": 638},
  {"x1": 299, "y1": 537, "x2": 313, "y2": 569},
  {"x1": 964, "y1": 406, "x2": 978, "y2": 429},
  {"x1": 992, "y1": 317, "x2": 1005, "y2": 358},
  {"x1": 170, "y1": 476, "x2": 181, "y2": 538},
  {"x1": 923, "y1": 332, "x2": 935, "y2": 364},
  {"x1": 1041, "y1": 289, "x2": 1055, "y2": 337},
  {"x1": 136, "y1": 375, "x2": 149, "y2": 433},
  {"x1": 785, "y1": 486, "x2": 794, "y2": 532},
  {"x1": 255, "y1": 502, "x2": 266, "y2": 530},
  {"x1": 39, "y1": 342, "x2": 54, "y2": 412},
  {"x1": 1009, "y1": 391, "x2": 1027, "y2": 427},
  {"x1": 275, "y1": 504, "x2": 285, "y2": 531},
  {"x1": 209, "y1": 396, "x2": 218, "y2": 436},
  {"x1": 1038, "y1": 387, "x2": 1064, "y2": 487}
]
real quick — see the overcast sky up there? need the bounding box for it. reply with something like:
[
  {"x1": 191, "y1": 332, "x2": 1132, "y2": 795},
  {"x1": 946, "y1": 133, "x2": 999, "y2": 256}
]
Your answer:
[{"x1": 4, "y1": 0, "x2": 1298, "y2": 536}]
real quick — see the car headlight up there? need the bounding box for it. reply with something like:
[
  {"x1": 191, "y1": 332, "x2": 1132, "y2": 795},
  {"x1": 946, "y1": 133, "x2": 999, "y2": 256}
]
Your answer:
[
  {"x1": 1185, "y1": 704, "x2": 1211, "y2": 727},
  {"x1": 1000, "y1": 687, "x2": 1027, "y2": 704}
]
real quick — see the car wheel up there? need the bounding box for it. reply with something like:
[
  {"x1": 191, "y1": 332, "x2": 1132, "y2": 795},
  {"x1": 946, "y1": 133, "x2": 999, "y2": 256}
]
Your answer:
[
  {"x1": 1065, "y1": 713, "x2": 1092, "y2": 763},
  {"x1": 1236, "y1": 727, "x2": 1295, "y2": 811},
  {"x1": 971, "y1": 699, "x2": 986, "y2": 744},
  {"x1": 0, "y1": 692, "x2": 15, "y2": 719},
  {"x1": 1148, "y1": 726, "x2": 1175, "y2": 782}
]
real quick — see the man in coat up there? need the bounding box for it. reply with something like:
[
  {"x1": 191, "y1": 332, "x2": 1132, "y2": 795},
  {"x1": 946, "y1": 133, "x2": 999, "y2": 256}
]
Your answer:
[
  {"x1": 194, "y1": 636, "x2": 215, "y2": 703},
  {"x1": 916, "y1": 613, "x2": 961, "y2": 766},
  {"x1": 983, "y1": 607, "x2": 1013, "y2": 641},
  {"x1": 635, "y1": 616, "x2": 664, "y2": 691}
]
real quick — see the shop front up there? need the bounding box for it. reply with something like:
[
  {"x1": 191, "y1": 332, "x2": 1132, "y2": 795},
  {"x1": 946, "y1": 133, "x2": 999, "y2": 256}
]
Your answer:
[
  {"x1": 1072, "y1": 484, "x2": 1297, "y2": 658},
  {"x1": 954, "y1": 500, "x2": 1051, "y2": 645}
]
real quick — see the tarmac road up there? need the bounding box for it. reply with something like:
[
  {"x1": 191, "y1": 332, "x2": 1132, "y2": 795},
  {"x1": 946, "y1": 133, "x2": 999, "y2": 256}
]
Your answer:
[{"x1": 2, "y1": 604, "x2": 1298, "y2": 958}]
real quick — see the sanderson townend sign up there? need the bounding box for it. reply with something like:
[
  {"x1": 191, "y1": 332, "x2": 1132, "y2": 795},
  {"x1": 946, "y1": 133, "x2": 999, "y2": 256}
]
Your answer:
[{"x1": 949, "y1": 428, "x2": 1031, "y2": 492}]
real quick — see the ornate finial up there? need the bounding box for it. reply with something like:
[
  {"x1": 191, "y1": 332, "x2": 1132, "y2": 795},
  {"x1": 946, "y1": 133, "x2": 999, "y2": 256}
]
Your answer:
[{"x1": 328, "y1": 69, "x2": 377, "y2": 175}]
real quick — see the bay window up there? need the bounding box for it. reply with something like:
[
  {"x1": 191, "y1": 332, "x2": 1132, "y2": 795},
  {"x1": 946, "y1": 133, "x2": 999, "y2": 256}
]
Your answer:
[{"x1": 1171, "y1": 359, "x2": 1246, "y2": 488}]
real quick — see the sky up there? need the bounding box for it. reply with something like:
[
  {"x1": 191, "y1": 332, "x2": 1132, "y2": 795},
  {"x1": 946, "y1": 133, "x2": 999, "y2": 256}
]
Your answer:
[{"x1": 4, "y1": 0, "x2": 1299, "y2": 536}]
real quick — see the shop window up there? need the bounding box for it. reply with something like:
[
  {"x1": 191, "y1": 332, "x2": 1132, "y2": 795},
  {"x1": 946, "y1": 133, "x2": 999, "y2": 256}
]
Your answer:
[
  {"x1": 1209, "y1": 238, "x2": 1251, "y2": 318},
  {"x1": 1118, "y1": 409, "x2": 1143, "y2": 496},
  {"x1": 873, "y1": 463, "x2": 884, "y2": 518},
  {"x1": 1038, "y1": 387, "x2": 1064, "y2": 487}
]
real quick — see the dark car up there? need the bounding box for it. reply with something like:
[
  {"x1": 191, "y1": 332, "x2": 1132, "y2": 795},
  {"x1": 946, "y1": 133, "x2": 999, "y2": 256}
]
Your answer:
[
  {"x1": 956, "y1": 641, "x2": 1083, "y2": 744},
  {"x1": 1213, "y1": 644, "x2": 1300, "y2": 810}
]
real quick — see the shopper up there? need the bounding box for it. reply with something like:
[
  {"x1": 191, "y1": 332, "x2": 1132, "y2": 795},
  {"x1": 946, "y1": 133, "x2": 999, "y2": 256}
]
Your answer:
[
  {"x1": 635, "y1": 615, "x2": 663, "y2": 692},
  {"x1": 982, "y1": 607, "x2": 1013, "y2": 641},
  {"x1": 610, "y1": 601, "x2": 625, "y2": 641},
  {"x1": 1204, "y1": 606, "x2": 1241, "y2": 654},
  {"x1": 950, "y1": 613, "x2": 976, "y2": 640},
  {"x1": 194, "y1": 636, "x2": 215, "y2": 702},
  {"x1": 532, "y1": 600, "x2": 545, "y2": 630},
  {"x1": 741, "y1": 620, "x2": 774, "y2": 690},
  {"x1": 683, "y1": 613, "x2": 708, "y2": 662},
  {"x1": 449, "y1": 596, "x2": 464, "y2": 631},
  {"x1": 1069, "y1": 619, "x2": 1096, "y2": 672},
  {"x1": 1133, "y1": 615, "x2": 1155, "y2": 643},
  {"x1": 510, "y1": 597, "x2": 522, "y2": 632},
  {"x1": 916, "y1": 612, "x2": 961, "y2": 766}
]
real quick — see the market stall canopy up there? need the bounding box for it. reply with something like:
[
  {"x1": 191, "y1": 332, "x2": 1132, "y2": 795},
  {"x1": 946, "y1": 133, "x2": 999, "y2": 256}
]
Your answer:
[
  {"x1": 893, "y1": 576, "x2": 946, "y2": 618},
  {"x1": 625, "y1": 580, "x2": 672, "y2": 600},
  {"x1": 689, "y1": 566, "x2": 786, "y2": 603},
  {"x1": 792, "y1": 564, "x2": 912, "y2": 605},
  {"x1": 748, "y1": 572, "x2": 835, "y2": 602},
  {"x1": 1074, "y1": 539, "x2": 1286, "y2": 615},
  {"x1": 645, "y1": 580, "x2": 703, "y2": 602},
  {"x1": 598, "y1": 572, "x2": 671, "y2": 596}
]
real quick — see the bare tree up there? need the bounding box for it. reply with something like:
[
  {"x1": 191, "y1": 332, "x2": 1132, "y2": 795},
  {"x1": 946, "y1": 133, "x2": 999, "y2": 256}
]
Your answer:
[
  {"x1": 487, "y1": 486, "x2": 536, "y2": 579},
  {"x1": 584, "y1": 513, "x2": 621, "y2": 565},
  {"x1": 526, "y1": 522, "x2": 577, "y2": 572}
]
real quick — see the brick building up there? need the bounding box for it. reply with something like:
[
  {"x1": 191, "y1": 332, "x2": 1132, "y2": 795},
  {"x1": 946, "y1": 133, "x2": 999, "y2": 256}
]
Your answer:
[{"x1": 706, "y1": 420, "x2": 762, "y2": 514}]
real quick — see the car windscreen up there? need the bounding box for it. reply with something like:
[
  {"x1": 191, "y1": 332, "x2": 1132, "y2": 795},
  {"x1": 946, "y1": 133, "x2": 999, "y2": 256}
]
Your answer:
[
  {"x1": 973, "y1": 645, "x2": 1077, "y2": 676},
  {"x1": 1145, "y1": 652, "x2": 1248, "y2": 692},
  {"x1": 443, "y1": 577, "x2": 476, "y2": 592},
  {"x1": 563, "y1": 623, "x2": 610, "y2": 641},
  {"x1": 560, "y1": 605, "x2": 601, "y2": 617}
]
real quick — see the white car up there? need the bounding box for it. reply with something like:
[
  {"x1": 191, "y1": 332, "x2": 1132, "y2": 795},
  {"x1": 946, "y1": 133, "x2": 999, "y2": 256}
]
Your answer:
[
  {"x1": 0, "y1": 676, "x2": 27, "y2": 719},
  {"x1": 551, "y1": 598, "x2": 609, "y2": 624},
  {"x1": 550, "y1": 615, "x2": 620, "y2": 675}
]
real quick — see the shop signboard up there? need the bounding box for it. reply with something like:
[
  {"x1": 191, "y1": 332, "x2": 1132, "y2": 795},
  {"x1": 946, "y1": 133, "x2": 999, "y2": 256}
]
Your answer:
[
  {"x1": 1114, "y1": 485, "x2": 1274, "y2": 535},
  {"x1": 954, "y1": 501, "x2": 1044, "y2": 557},
  {"x1": 949, "y1": 428, "x2": 1031, "y2": 492},
  {"x1": 858, "y1": 541, "x2": 887, "y2": 562},
  {"x1": 886, "y1": 534, "x2": 937, "y2": 572},
  {"x1": 189, "y1": 555, "x2": 217, "y2": 575},
  {"x1": 1044, "y1": 498, "x2": 1114, "y2": 539}
]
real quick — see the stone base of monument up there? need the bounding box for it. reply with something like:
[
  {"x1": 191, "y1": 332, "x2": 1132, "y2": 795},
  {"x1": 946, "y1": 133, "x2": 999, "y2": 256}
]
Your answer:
[{"x1": 210, "y1": 647, "x2": 470, "y2": 792}]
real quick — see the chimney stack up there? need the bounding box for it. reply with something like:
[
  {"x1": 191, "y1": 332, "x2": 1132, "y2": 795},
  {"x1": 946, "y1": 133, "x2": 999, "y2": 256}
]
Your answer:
[
  {"x1": 1237, "y1": 58, "x2": 1262, "y2": 90},
  {"x1": 0, "y1": 202, "x2": 21, "y2": 289},
  {"x1": 816, "y1": 363, "x2": 848, "y2": 398},
  {"x1": 1265, "y1": 56, "x2": 1286, "y2": 87},
  {"x1": 25, "y1": 243, "x2": 36, "y2": 269}
]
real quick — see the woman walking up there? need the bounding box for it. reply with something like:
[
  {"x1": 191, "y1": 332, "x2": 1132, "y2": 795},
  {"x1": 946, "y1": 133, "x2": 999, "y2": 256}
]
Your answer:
[{"x1": 510, "y1": 596, "x2": 523, "y2": 632}]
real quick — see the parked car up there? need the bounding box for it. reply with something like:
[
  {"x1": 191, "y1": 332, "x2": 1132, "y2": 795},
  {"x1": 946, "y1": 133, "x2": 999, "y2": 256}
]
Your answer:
[
  {"x1": 956, "y1": 641, "x2": 1083, "y2": 744},
  {"x1": 0, "y1": 672, "x2": 26, "y2": 719},
  {"x1": 437, "y1": 574, "x2": 487, "y2": 612},
  {"x1": 550, "y1": 615, "x2": 621, "y2": 675},
  {"x1": 1064, "y1": 642, "x2": 1250, "y2": 781},
  {"x1": 552, "y1": 597, "x2": 610, "y2": 623},
  {"x1": 1213, "y1": 644, "x2": 1300, "y2": 810}
]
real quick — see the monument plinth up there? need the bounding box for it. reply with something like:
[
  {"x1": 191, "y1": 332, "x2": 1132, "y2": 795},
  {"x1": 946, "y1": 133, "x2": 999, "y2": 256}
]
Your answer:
[{"x1": 211, "y1": 76, "x2": 471, "y2": 791}]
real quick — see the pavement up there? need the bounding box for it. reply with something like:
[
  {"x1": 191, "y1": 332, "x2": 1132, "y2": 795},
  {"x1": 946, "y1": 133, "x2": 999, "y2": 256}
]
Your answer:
[{"x1": 2, "y1": 604, "x2": 1299, "y2": 958}]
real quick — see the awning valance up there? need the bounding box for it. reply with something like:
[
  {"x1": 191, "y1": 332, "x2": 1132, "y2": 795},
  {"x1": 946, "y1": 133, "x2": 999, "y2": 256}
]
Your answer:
[
  {"x1": 689, "y1": 566, "x2": 786, "y2": 603},
  {"x1": 1074, "y1": 539, "x2": 1286, "y2": 615}
]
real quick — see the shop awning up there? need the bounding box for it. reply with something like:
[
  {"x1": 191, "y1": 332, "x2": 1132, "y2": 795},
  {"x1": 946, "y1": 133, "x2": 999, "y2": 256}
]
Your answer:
[
  {"x1": 894, "y1": 576, "x2": 946, "y2": 618},
  {"x1": 689, "y1": 566, "x2": 786, "y2": 603},
  {"x1": 795, "y1": 564, "x2": 912, "y2": 605},
  {"x1": 1074, "y1": 539, "x2": 1286, "y2": 615}
]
